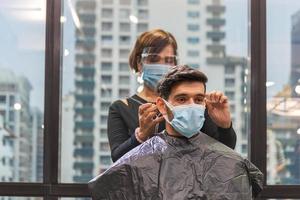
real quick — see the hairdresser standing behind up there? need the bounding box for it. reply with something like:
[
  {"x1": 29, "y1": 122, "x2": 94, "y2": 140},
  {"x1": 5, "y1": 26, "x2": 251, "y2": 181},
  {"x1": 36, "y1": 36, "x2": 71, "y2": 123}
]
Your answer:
[{"x1": 107, "y1": 29, "x2": 236, "y2": 162}]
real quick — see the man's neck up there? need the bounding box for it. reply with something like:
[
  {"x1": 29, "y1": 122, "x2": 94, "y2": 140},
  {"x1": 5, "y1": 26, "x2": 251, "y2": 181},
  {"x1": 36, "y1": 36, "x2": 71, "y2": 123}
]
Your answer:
[
  {"x1": 165, "y1": 123, "x2": 182, "y2": 137},
  {"x1": 165, "y1": 124, "x2": 200, "y2": 139}
]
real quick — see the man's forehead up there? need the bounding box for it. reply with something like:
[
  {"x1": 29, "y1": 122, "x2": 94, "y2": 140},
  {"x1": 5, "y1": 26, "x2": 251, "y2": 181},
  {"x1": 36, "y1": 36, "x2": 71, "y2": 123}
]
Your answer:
[{"x1": 170, "y1": 82, "x2": 205, "y2": 96}]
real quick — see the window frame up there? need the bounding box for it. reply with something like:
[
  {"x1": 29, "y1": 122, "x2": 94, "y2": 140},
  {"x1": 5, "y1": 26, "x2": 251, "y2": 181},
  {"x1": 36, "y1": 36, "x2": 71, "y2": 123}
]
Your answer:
[
  {"x1": 0, "y1": 0, "x2": 89, "y2": 198},
  {"x1": 251, "y1": 0, "x2": 300, "y2": 198},
  {"x1": 0, "y1": 0, "x2": 299, "y2": 199}
]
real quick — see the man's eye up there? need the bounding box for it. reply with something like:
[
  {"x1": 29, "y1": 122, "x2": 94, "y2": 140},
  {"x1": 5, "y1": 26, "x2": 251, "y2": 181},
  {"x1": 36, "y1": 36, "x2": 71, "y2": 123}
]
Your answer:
[
  {"x1": 177, "y1": 98, "x2": 186, "y2": 103},
  {"x1": 195, "y1": 98, "x2": 204, "y2": 104}
]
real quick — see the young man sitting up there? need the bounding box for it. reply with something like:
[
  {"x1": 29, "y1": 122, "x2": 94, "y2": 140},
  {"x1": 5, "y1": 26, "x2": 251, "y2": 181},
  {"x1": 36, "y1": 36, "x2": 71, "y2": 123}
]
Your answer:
[{"x1": 89, "y1": 65, "x2": 263, "y2": 200}]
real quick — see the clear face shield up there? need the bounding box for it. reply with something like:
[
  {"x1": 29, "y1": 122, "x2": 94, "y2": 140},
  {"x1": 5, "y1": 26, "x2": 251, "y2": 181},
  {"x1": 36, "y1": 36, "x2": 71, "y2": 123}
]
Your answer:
[
  {"x1": 141, "y1": 47, "x2": 179, "y2": 66},
  {"x1": 137, "y1": 47, "x2": 178, "y2": 89}
]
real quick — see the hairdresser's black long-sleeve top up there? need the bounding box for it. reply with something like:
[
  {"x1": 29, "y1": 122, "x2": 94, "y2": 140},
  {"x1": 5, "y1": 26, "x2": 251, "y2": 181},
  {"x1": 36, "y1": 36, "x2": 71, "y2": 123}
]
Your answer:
[{"x1": 107, "y1": 94, "x2": 237, "y2": 162}]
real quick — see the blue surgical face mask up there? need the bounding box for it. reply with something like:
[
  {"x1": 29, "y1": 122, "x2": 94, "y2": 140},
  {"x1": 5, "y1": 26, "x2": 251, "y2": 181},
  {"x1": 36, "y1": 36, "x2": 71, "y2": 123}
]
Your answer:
[
  {"x1": 141, "y1": 63, "x2": 171, "y2": 90},
  {"x1": 163, "y1": 99, "x2": 206, "y2": 138}
]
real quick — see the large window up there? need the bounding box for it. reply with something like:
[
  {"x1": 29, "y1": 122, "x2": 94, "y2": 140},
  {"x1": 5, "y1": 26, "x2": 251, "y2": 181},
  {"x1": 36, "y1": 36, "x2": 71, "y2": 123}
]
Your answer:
[
  {"x1": 266, "y1": 0, "x2": 300, "y2": 185},
  {"x1": 60, "y1": 0, "x2": 250, "y2": 186},
  {"x1": 1, "y1": 0, "x2": 300, "y2": 199},
  {"x1": 0, "y1": 0, "x2": 45, "y2": 184}
]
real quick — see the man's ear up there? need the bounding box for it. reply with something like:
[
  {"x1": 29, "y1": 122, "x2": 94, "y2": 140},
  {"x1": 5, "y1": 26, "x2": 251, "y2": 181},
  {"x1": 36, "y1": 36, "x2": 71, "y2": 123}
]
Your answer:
[{"x1": 156, "y1": 97, "x2": 167, "y2": 115}]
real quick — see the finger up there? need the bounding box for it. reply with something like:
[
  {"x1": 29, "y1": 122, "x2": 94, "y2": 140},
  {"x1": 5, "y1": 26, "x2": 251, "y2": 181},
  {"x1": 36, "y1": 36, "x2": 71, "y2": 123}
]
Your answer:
[
  {"x1": 139, "y1": 103, "x2": 153, "y2": 115},
  {"x1": 214, "y1": 91, "x2": 223, "y2": 102},
  {"x1": 211, "y1": 92, "x2": 217, "y2": 102},
  {"x1": 139, "y1": 112, "x2": 156, "y2": 126},
  {"x1": 153, "y1": 115, "x2": 165, "y2": 124},
  {"x1": 205, "y1": 91, "x2": 215, "y2": 102},
  {"x1": 139, "y1": 105, "x2": 153, "y2": 120},
  {"x1": 211, "y1": 91, "x2": 221, "y2": 102},
  {"x1": 147, "y1": 104, "x2": 159, "y2": 112},
  {"x1": 207, "y1": 91, "x2": 223, "y2": 103},
  {"x1": 205, "y1": 99, "x2": 213, "y2": 111},
  {"x1": 142, "y1": 106, "x2": 158, "y2": 117},
  {"x1": 220, "y1": 95, "x2": 228, "y2": 104},
  {"x1": 144, "y1": 111, "x2": 158, "y2": 122},
  {"x1": 205, "y1": 96, "x2": 214, "y2": 104},
  {"x1": 139, "y1": 103, "x2": 152, "y2": 111}
]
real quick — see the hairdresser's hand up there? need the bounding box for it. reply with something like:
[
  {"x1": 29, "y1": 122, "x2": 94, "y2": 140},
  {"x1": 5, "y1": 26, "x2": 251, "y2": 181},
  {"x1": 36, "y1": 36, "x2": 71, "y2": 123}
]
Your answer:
[
  {"x1": 205, "y1": 91, "x2": 232, "y2": 129},
  {"x1": 137, "y1": 103, "x2": 164, "y2": 141}
]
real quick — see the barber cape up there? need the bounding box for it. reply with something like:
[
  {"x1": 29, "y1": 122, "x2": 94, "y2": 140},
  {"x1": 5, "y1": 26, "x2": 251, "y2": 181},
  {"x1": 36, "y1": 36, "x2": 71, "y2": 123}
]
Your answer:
[{"x1": 89, "y1": 131, "x2": 263, "y2": 200}]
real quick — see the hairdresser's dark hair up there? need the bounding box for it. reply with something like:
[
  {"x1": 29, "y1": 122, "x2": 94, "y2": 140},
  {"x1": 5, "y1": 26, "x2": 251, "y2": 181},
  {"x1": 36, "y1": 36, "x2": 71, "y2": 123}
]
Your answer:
[{"x1": 129, "y1": 29, "x2": 178, "y2": 72}]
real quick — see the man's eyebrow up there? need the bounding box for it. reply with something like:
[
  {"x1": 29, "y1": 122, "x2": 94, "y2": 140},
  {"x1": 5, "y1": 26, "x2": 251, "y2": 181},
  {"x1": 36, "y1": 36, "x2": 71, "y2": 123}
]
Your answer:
[
  {"x1": 173, "y1": 93, "x2": 188, "y2": 97},
  {"x1": 173, "y1": 93, "x2": 205, "y2": 97},
  {"x1": 195, "y1": 94, "x2": 205, "y2": 97}
]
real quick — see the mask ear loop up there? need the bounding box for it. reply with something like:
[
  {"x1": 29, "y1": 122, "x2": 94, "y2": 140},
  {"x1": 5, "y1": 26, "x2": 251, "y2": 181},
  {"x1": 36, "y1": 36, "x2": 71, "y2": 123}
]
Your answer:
[
  {"x1": 136, "y1": 55, "x2": 146, "y2": 84},
  {"x1": 162, "y1": 99, "x2": 174, "y2": 123},
  {"x1": 162, "y1": 99, "x2": 174, "y2": 110}
]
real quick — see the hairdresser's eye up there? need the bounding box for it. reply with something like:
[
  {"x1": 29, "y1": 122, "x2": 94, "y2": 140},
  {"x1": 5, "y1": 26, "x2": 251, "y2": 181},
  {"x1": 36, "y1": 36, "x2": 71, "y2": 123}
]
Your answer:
[
  {"x1": 147, "y1": 54, "x2": 160, "y2": 63},
  {"x1": 164, "y1": 56, "x2": 177, "y2": 65}
]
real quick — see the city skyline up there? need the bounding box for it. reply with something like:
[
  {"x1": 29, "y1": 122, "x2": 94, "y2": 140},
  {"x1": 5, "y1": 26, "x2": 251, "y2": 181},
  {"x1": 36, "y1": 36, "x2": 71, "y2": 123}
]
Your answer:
[
  {"x1": 0, "y1": 0, "x2": 300, "y2": 185},
  {"x1": 65, "y1": 0, "x2": 252, "y2": 183},
  {"x1": 0, "y1": 67, "x2": 44, "y2": 183},
  {"x1": 3, "y1": 0, "x2": 300, "y2": 111}
]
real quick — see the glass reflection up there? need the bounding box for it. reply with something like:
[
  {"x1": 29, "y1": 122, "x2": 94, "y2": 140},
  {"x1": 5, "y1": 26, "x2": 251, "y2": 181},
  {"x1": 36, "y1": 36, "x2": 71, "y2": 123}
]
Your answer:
[{"x1": 267, "y1": 0, "x2": 300, "y2": 185}]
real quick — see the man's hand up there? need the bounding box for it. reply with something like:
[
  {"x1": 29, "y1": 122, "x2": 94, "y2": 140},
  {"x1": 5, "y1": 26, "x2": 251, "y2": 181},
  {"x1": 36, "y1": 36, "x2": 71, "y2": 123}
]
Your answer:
[{"x1": 205, "y1": 91, "x2": 232, "y2": 129}]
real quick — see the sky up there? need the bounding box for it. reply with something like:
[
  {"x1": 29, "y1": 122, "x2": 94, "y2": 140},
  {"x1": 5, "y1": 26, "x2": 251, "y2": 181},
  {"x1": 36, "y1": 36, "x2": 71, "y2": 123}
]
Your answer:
[
  {"x1": 266, "y1": 1, "x2": 300, "y2": 97},
  {"x1": 0, "y1": 0, "x2": 46, "y2": 111},
  {"x1": 0, "y1": 0, "x2": 300, "y2": 111}
]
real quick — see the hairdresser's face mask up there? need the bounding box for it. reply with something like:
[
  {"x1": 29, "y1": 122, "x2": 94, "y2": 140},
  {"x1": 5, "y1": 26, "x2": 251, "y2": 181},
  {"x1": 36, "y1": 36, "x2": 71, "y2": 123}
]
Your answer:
[
  {"x1": 163, "y1": 99, "x2": 206, "y2": 138},
  {"x1": 141, "y1": 64, "x2": 171, "y2": 90},
  {"x1": 140, "y1": 47, "x2": 178, "y2": 90}
]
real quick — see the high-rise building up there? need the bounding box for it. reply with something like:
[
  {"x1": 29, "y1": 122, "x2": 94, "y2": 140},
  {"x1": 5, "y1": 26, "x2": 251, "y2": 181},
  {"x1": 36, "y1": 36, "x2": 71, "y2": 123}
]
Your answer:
[
  {"x1": 148, "y1": 0, "x2": 226, "y2": 80},
  {"x1": 0, "y1": 115, "x2": 15, "y2": 182},
  {"x1": 72, "y1": 0, "x2": 248, "y2": 182},
  {"x1": 290, "y1": 10, "x2": 300, "y2": 97},
  {"x1": 30, "y1": 107, "x2": 44, "y2": 182},
  {"x1": 0, "y1": 68, "x2": 44, "y2": 183},
  {"x1": 223, "y1": 56, "x2": 249, "y2": 156},
  {"x1": 73, "y1": 0, "x2": 141, "y2": 182},
  {"x1": 61, "y1": 94, "x2": 75, "y2": 182},
  {"x1": 0, "y1": 68, "x2": 33, "y2": 182}
]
